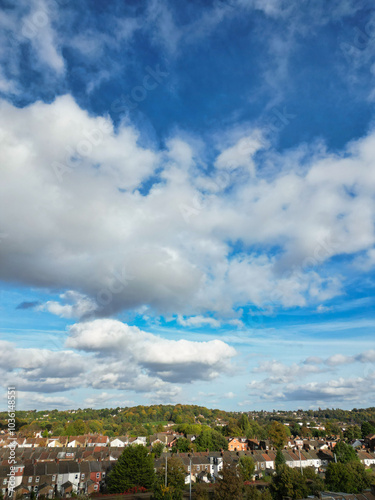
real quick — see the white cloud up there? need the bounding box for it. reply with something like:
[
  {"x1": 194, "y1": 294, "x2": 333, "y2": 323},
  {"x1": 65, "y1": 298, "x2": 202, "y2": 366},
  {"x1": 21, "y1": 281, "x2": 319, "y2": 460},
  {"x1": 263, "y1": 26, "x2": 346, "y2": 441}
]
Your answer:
[
  {"x1": 83, "y1": 392, "x2": 129, "y2": 408},
  {"x1": 24, "y1": 0, "x2": 65, "y2": 74},
  {"x1": 18, "y1": 393, "x2": 74, "y2": 408},
  {"x1": 249, "y1": 350, "x2": 375, "y2": 404},
  {"x1": 215, "y1": 132, "x2": 265, "y2": 176},
  {"x1": 67, "y1": 319, "x2": 236, "y2": 383},
  {"x1": 1, "y1": 95, "x2": 375, "y2": 321},
  {"x1": 280, "y1": 374, "x2": 375, "y2": 402},
  {"x1": 252, "y1": 359, "x2": 326, "y2": 384},
  {"x1": 39, "y1": 291, "x2": 98, "y2": 318},
  {"x1": 177, "y1": 315, "x2": 221, "y2": 328},
  {"x1": 0, "y1": 319, "x2": 236, "y2": 404}
]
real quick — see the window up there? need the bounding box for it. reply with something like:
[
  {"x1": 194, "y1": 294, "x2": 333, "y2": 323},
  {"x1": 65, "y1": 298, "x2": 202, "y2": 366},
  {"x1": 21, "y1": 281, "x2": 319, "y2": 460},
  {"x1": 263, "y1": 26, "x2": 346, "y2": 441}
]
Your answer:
[
  {"x1": 29, "y1": 477, "x2": 32, "y2": 483},
  {"x1": 75, "y1": 475, "x2": 78, "y2": 480},
  {"x1": 102, "y1": 473, "x2": 105, "y2": 477},
  {"x1": 52, "y1": 475, "x2": 56, "y2": 482},
  {"x1": 3, "y1": 479, "x2": 7, "y2": 485},
  {"x1": 81, "y1": 474, "x2": 85, "y2": 479},
  {"x1": 96, "y1": 473, "x2": 100, "y2": 479},
  {"x1": 36, "y1": 477, "x2": 40, "y2": 483},
  {"x1": 94, "y1": 485, "x2": 98, "y2": 490}
]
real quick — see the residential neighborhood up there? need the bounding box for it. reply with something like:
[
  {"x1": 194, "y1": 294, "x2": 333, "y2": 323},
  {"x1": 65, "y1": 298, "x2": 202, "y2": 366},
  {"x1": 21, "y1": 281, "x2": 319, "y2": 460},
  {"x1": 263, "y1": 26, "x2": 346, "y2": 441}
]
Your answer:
[{"x1": 1, "y1": 429, "x2": 375, "y2": 498}]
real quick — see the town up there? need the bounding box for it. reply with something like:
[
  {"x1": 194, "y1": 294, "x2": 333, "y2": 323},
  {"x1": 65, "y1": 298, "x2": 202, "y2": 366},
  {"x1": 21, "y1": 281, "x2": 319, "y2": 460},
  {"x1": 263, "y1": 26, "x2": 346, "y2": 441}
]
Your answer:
[{"x1": 0, "y1": 405, "x2": 375, "y2": 499}]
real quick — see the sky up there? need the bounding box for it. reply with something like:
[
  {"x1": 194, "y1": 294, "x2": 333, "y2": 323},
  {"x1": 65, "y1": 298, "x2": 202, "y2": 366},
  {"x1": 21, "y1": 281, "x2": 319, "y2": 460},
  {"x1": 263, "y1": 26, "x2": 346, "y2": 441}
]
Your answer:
[{"x1": 1, "y1": 0, "x2": 375, "y2": 412}]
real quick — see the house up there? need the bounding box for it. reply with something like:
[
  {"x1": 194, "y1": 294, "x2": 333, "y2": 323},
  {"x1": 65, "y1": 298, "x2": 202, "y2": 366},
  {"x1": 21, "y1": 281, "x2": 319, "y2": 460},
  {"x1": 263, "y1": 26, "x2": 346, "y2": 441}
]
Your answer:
[
  {"x1": 85, "y1": 479, "x2": 98, "y2": 495},
  {"x1": 358, "y1": 451, "x2": 375, "y2": 467},
  {"x1": 259, "y1": 440, "x2": 271, "y2": 451},
  {"x1": 14, "y1": 438, "x2": 26, "y2": 448},
  {"x1": 89, "y1": 461, "x2": 106, "y2": 490},
  {"x1": 110, "y1": 436, "x2": 128, "y2": 447},
  {"x1": 57, "y1": 461, "x2": 81, "y2": 495},
  {"x1": 365, "y1": 434, "x2": 375, "y2": 451},
  {"x1": 282, "y1": 450, "x2": 301, "y2": 468},
  {"x1": 0, "y1": 464, "x2": 24, "y2": 497},
  {"x1": 248, "y1": 439, "x2": 260, "y2": 450},
  {"x1": 37, "y1": 481, "x2": 55, "y2": 499},
  {"x1": 317, "y1": 449, "x2": 334, "y2": 466},
  {"x1": 209, "y1": 454, "x2": 224, "y2": 477},
  {"x1": 13, "y1": 484, "x2": 30, "y2": 498},
  {"x1": 129, "y1": 436, "x2": 147, "y2": 446},
  {"x1": 350, "y1": 439, "x2": 364, "y2": 449},
  {"x1": 48, "y1": 437, "x2": 66, "y2": 448},
  {"x1": 228, "y1": 437, "x2": 248, "y2": 452},
  {"x1": 67, "y1": 436, "x2": 87, "y2": 448},
  {"x1": 87, "y1": 435, "x2": 109, "y2": 447},
  {"x1": 24, "y1": 438, "x2": 47, "y2": 448},
  {"x1": 294, "y1": 438, "x2": 303, "y2": 449},
  {"x1": 301, "y1": 450, "x2": 322, "y2": 469},
  {"x1": 61, "y1": 480, "x2": 73, "y2": 497}
]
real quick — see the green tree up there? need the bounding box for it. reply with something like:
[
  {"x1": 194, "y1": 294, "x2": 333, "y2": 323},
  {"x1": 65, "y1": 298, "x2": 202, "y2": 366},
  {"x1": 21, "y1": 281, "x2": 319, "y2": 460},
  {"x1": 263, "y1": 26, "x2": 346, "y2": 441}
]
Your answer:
[
  {"x1": 171, "y1": 438, "x2": 192, "y2": 453},
  {"x1": 214, "y1": 462, "x2": 243, "y2": 500},
  {"x1": 74, "y1": 419, "x2": 86, "y2": 435},
  {"x1": 153, "y1": 441, "x2": 165, "y2": 458},
  {"x1": 271, "y1": 465, "x2": 309, "y2": 500},
  {"x1": 243, "y1": 486, "x2": 273, "y2": 500},
  {"x1": 52, "y1": 426, "x2": 64, "y2": 436},
  {"x1": 195, "y1": 482, "x2": 210, "y2": 499},
  {"x1": 334, "y1": 441, "x2": 358, "y2": 463},
  {"x1": 238, "y1": 414, "x2": 251, "y2": 434},
  {"x1": 325, "y1": 461, "x2": 370, "y2": 493},
  {"x1": 244, "y1": 485, "x2": 261, "y2": 500},
  {"x1": 275, "y1": 449, "x2": 286, "y2": 469},
  {"x1": 154, "y1": 457, "x2": 185, "y2": 500},
  {"x1": 268, "y1": 421, "x2": 288, "y2": 450},
  {"x1": 107, "y1": 445, "x2": 155, "y2": 492},
  {"x1": 290, "y1": 423, "x2": 301, "y2": 436},
  {"x1": 343, "y1": 426, "x2": 361, "y2": 441},
  {"x1": 239, "y1": 456, "x2": 255, "y2": 481},
  {"x1": 361, "y1": 421, "x2": 375, "y2": 439},
  {"x1": 302, "y1": 467, "x2": 324, "y2": 496},
  {"x1": 195, "y1": 429, "x2": 227, "y2": 452}
]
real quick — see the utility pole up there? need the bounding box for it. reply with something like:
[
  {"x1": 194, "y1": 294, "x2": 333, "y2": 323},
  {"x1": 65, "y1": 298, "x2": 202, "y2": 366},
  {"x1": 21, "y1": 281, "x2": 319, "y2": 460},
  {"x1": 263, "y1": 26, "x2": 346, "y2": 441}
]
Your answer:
[
  {"x1": 189, "y1": 452, "x2": 192, "y2": 500},
  {"x1": 298, "y1": 448, "x2": 303, "y2": 475},
  {"x1": 165, "y1": 453, "x2": 167, "y2": 487}
]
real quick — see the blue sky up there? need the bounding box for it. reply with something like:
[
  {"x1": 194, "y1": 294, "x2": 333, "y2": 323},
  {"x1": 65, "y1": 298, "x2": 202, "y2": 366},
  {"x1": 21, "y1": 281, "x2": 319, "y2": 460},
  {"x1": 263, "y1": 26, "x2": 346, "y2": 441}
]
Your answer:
[{"x1": 1, "y1": 0, "x2": 375, "y2": 411}]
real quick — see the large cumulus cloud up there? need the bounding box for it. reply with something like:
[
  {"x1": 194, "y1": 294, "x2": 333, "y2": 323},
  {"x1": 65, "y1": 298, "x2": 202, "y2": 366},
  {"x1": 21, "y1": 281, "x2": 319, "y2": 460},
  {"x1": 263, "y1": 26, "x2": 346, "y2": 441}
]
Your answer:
[{"x1": 1, "y1": 96, "x2": 375, "y2": 319}]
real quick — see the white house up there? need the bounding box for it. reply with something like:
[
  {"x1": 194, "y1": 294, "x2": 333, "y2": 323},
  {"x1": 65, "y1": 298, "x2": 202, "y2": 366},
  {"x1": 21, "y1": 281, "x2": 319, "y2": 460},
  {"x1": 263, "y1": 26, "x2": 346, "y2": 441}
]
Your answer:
[
  {"x1": 57, "y1": 462, "x2": 81, "y2": 495},
  {"x1": 129, "y1": 436, "x2": 147, "y2": 446},
  {"x1": 110, "y1": 436, "x2": 128, "y2": 447}
]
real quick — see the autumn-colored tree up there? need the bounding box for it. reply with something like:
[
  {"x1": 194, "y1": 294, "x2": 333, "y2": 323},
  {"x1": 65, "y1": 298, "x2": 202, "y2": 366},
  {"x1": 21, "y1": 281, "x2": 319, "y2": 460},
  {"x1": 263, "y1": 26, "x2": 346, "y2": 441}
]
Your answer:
[{"x1": 268, "y1": 421, "x2": 288, "y2": 450}]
